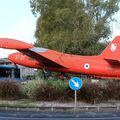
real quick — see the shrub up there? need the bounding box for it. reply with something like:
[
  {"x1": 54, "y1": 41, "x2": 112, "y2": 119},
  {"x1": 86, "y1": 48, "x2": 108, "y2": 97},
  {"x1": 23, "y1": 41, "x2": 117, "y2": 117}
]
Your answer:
[
  {"x1": 106, "y1": 82, "x2": 120, "y2": 100},
  {"x1": 76, "y1": 81, "x2": 120, "y2": 104},
  {"x1": 77, "y1": 83, "x2": 106, "y2": 104},
  {"x1": 0, "y1": 80, "x2": 22, "y2": 100},
  {"x1": 21, "y1": 79, "x2": 45, "y2": 98},
  {"x1": 32, "y1": 80, "x2": 69, "y2": 101},
  {"x1": 31, "y1": 80, "x2": 110, "y2": 103},
  {"x1": 47, "y1": 80, "x2": 68, "y2": 91}
]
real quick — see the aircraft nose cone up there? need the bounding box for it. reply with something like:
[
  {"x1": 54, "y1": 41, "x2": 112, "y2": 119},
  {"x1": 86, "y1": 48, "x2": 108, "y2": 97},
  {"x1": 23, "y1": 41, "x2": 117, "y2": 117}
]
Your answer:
[
  {"x1": 8, "y1": 53, "x2": 15, "y2": 62},
  {"x1": 8, "y1": 53, "x2": 19, "y2": 63}
]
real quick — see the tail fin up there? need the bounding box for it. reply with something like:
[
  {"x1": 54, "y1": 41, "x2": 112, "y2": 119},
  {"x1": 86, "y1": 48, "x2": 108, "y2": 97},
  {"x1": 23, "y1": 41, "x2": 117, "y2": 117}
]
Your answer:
[{"x1": 101, "y1": 36, "x2": 120, "y2": 61}]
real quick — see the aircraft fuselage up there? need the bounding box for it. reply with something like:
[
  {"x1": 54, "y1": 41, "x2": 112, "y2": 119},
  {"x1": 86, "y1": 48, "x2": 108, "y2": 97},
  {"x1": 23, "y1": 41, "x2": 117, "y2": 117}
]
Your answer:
[{"x1": 8, "y1": 51, "x2": 120, "y2": 78}]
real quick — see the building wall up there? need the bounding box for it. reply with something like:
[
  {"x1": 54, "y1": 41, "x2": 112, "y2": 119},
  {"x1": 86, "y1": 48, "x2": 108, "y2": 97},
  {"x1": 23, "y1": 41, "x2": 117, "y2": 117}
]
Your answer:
[{"x1": 18, "y1": 65, "x2": 35, "y2": 78}]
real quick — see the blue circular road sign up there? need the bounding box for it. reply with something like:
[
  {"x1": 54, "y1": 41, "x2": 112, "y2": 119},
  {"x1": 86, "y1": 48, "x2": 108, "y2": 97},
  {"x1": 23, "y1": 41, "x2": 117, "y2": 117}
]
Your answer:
[{"x1": 69, "y1": 77, "x2": 83, "y2": 91}]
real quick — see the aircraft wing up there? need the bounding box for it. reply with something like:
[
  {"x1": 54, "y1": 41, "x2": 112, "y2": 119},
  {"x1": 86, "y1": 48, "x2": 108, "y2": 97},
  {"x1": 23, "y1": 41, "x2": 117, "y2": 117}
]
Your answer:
[
  {"x1": 0, "y1": 38, "x2": 68, "y2": 68},
  {"x1": 0, "y1": 38, "x2": 33, "y2": 49},
  {"x1": 19, "y1": 48, "x2": 68, "y2": 68}
]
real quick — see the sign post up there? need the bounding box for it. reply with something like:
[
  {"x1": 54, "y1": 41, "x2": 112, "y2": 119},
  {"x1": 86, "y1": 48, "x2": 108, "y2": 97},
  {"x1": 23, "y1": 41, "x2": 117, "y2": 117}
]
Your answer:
[
  {"x1": 69, "y1": 77, "x2": 83, "y2": 111},
  {"x1": 75, "y1": 90, "x2": 77, "y2": 108}
]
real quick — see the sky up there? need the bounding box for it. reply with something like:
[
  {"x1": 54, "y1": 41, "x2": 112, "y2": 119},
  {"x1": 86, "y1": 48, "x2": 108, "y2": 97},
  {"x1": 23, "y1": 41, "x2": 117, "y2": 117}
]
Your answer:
[
  {"x1": 0, "y1": 0, "x2": 37, "y2": 58},
  {"x1": 0, "y1": 0, "x2": 120, "y2": 58}
]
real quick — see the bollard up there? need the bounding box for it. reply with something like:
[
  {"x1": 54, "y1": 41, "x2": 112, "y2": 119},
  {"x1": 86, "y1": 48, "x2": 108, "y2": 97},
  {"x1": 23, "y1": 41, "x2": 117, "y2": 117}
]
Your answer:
[
  {"x1": 117, "y1": 106, "x2": 119, "y2": 111},
  {"x1": 97, "y1": 106, "x2": 100, "y2": 112},
  {"x1": 5, "y1": 106, "x2": 8, "y2": 111},
  {"x1": 17, "y1": 108, "x2": 20, "y2": 111},
  {"x1": 51, "y1": 107, "x2": 54, "y2": 112}
]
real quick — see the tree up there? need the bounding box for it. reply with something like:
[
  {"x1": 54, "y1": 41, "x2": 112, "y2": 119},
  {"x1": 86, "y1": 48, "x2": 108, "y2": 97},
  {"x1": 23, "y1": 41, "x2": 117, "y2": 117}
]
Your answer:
[{"x1": 30, "y1": 0, "x2": 119, "y2": 55}]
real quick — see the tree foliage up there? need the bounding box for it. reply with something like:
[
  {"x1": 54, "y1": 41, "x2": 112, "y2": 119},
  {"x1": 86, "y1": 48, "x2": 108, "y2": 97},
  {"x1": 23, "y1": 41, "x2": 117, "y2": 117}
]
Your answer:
[{"x1": 30, "y1": 0, "x2": 119, "y2": 55}]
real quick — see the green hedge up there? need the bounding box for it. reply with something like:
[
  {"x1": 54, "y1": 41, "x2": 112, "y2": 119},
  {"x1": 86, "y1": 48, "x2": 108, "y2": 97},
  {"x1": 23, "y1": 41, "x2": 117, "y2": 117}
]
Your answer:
[{"x1": 1, "y1": 79, "x2": 120, "y2": 104}]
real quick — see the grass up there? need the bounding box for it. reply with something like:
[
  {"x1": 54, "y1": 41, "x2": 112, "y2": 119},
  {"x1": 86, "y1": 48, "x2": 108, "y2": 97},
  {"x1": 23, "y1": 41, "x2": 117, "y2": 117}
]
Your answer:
[
  {"x1": 0, "y1": 99, "x2": 34, "y2": 108},
  {"x1": 0, "y1": 99, "x2": 120, "y2": 108}
]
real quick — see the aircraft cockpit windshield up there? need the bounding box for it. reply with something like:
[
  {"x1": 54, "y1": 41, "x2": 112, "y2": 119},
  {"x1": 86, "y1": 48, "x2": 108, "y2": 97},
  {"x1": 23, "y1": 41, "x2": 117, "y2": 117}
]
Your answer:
[{"x1": 30, "y1": 47, "x2": 48, "y2": 52}]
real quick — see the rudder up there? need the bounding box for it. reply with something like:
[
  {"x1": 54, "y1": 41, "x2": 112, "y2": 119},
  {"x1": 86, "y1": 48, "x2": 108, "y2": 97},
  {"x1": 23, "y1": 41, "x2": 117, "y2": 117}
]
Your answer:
[{"x1": 101, "y1": 36, "x2": 120, "y2": 61}]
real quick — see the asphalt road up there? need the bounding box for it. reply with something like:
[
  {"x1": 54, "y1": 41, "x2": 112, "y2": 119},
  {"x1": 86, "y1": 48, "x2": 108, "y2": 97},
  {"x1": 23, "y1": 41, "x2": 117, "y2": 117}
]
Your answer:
[{"x1": 0, "y1": 110, "x2": 120, "y2": 120}]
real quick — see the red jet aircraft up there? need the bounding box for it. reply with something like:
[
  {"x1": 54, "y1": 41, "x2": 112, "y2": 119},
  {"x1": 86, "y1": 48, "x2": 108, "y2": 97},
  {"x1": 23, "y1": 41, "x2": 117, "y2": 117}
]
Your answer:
[{"x1": 0, "y1": 36, "x2": 120, "y2": 79}]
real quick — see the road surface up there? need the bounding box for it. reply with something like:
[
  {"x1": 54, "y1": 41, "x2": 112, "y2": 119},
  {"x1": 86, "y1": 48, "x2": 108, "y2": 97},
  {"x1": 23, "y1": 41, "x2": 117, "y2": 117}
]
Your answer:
[{"x1": 0, "y1": 110, "x2": 120, "y2": 120}]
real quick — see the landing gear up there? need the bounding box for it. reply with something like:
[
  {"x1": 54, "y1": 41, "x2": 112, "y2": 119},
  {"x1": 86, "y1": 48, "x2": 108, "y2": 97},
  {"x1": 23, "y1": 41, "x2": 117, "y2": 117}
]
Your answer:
[
  {"x1": 42, "y1": 67, "x2": 51, "y2": 80},
  {"x1": 13, "y1": 63, "x2": 18, "y2": 68}
]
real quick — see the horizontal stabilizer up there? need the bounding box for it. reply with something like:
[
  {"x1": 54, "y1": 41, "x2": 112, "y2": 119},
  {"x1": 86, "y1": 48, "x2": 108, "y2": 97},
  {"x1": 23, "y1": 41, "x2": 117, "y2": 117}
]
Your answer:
[
  {"x1": 0, "y1": 38, "x2": 33, "y2": 49},
  {"x1": 104, "y1": 58, "x2": 120, "y2": 65},
  {"x1": 95, "y1": 75, "x2": 120, "y2": 80}
]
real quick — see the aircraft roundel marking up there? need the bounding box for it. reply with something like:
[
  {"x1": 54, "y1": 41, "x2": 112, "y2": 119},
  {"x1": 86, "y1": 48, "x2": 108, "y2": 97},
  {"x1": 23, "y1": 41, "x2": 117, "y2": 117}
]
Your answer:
[
  {"x1": 84, "y1": 63, "x2": 90, "y2": 70},
  {"x1": 110, "y1": 43, "x2": 117, "y2": 52}
]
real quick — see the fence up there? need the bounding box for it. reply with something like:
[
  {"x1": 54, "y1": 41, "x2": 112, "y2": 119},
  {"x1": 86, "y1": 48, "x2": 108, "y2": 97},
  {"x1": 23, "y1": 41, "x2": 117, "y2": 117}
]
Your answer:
[{"x1": 0, "y1": 105, "x2": 120, "y2": 112}]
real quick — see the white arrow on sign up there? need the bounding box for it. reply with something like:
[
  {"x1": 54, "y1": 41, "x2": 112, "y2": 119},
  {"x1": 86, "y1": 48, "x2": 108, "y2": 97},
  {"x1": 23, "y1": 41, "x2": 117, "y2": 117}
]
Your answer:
[{"x1": 72, "y1": 79, "x2": 79, "y2": 87}]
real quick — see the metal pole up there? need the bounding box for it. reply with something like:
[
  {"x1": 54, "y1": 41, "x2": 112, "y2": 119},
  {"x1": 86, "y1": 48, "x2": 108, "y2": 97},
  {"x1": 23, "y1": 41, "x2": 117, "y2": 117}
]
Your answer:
[
  {"x1": 74, "y1": 90, "x2": 77, "y2": 111},
  {"x1": 11, "y1": 69, "x2": 15, "y2": 79},
  {"x1": 20, "y1": 67, "x2": 23, "y2": 79}
]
